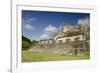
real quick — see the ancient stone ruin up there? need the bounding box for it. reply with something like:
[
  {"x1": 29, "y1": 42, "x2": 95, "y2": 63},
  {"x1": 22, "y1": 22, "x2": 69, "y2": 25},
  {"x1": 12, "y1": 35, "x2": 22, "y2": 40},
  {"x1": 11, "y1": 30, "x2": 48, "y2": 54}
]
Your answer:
[{"x1": 29, "y1": 24, "x2": 90, "y2": 56}]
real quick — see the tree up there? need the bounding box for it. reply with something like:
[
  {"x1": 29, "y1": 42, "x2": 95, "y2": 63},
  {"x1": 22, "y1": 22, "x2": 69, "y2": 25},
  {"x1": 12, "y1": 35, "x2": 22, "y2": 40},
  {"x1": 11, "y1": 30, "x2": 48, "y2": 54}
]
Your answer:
[
  {"x1": 22, "y1": 36, "x2": 32, "y2": 50},
  {"x1": 32, "y1": 40, "x2": 38, "y2": 46}
]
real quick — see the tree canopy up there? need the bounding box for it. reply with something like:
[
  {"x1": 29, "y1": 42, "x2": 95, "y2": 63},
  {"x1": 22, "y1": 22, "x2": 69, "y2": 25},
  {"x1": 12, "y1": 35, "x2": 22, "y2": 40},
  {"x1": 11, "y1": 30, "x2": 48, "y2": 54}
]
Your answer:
[
  {"x1": 32, "y1": 40, "x2": 38, "y2": 46},
  {"x1": 22, "y1": 36, "x2": 31, "y2": 50}
]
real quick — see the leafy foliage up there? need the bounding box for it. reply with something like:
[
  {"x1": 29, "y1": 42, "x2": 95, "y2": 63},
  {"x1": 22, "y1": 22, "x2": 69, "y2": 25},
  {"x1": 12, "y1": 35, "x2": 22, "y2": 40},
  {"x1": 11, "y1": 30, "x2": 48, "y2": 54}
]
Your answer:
[
  {"x1": 22, "y1": 36, "x2": 31, "y2": 50},
  {"x1": 32, "y1": 40, "x2": 38, "y2": 46}
]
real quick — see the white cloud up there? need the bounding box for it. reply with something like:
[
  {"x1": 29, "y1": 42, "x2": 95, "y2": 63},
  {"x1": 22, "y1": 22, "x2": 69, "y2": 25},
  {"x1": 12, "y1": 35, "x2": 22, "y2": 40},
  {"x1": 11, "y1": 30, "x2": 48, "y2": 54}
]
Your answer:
[
  {"x1": 38, "y1": 34, "x2": 50, "y2": 40},
  {"x1": 24, "y1": 24, "x2": 34, "y2": 30},
  {"x1": 30, "y1": 18, "x2": 37, "y2": 21},
  {"x1": 78, "y1": 17, "x2": 90, "y2": 25},
  {"x1": 22, "y1": 18, "x2": 37, "y2": 26},
  {"x1": 38, "y1": 24, "x2": 57, "y2": 40},
  {"x1": 44, "y1": 24, "x2": 57, "y2": 33},
  {"x1": 22, "y1": 18, "x2": 36, "y2": 31}
]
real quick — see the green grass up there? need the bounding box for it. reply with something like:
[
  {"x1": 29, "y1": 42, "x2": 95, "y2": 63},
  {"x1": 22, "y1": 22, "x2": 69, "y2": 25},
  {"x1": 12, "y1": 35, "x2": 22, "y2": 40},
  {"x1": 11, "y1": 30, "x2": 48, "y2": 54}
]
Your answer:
[{"x1": 22, "y1": 50, "x2": 90, "y2": 62}]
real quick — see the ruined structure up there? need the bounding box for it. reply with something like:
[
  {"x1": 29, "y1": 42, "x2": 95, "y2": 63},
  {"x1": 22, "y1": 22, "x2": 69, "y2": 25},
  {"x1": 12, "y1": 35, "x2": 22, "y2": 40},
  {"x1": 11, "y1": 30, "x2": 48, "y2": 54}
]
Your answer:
[{"x1": 29, "y1": 24, "x2": 90, "y2": 56}]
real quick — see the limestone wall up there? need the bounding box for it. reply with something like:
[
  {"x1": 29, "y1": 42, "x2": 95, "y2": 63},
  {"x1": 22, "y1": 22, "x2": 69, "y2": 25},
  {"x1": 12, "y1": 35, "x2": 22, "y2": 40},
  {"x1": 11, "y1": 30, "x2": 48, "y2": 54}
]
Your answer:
[{"x1": 56, "y1": 35, "x2": 84, "y2": 43}]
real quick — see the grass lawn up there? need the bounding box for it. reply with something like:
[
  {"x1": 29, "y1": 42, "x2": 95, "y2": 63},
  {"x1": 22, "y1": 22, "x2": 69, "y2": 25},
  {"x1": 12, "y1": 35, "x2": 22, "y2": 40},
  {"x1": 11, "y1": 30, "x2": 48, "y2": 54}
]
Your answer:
[{"x1": 22, "y1": 50, "x2": 90, "y2": 62}]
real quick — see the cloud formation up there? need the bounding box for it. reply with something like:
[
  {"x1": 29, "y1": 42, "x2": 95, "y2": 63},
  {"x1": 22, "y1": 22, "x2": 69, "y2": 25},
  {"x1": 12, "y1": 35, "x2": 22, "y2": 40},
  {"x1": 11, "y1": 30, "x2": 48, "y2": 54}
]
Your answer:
[
  {"x1": 38, "y1": 24, "x2": 57, "y2": 40},
  {"x1": 78, "y1": 17, "x2": 90, "y2": 25},
  {"x1": 22, "y1": 18, "x2": 37, "y2": 31},
  {"x1": 39, "y1": 34, "x2": 50, "y2": 40},
  {"x1": 24, "y1": 24, "x2": 34, "y2": 30},
  {"x1": 30, "y1": 18, "x2": 37, "y2": 21},
  {"x1": 44, "y1": 24, "x2": 57, "y2": 33}
]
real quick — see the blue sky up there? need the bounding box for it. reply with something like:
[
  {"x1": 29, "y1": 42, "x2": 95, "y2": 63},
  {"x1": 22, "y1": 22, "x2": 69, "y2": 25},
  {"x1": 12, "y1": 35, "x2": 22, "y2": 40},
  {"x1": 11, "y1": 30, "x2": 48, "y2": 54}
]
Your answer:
[{"x1": 22, "y1": 10, "x2": 90, "y2": 41}]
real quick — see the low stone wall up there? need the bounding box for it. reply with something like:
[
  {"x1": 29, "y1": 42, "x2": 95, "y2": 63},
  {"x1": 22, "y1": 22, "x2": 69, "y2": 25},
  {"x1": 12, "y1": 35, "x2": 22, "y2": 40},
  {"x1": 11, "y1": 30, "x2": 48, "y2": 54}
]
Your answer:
[{"x1": 28, "y1": 42, "x2": 86, "y2": 56}]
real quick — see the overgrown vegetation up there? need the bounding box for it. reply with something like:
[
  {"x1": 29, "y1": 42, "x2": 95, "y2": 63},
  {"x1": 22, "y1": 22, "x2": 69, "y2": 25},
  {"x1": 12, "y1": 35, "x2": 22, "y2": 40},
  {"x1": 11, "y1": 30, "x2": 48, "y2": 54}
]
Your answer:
[
  {"x1": 22, "y1": 36, "x2": 32, "y2": 50},
  {"x1": 32, "y1": 40, "x2": 38, "y2": 46},
  {"x1": 22, "y1": 36, "x2": 39, "y2": 50}
]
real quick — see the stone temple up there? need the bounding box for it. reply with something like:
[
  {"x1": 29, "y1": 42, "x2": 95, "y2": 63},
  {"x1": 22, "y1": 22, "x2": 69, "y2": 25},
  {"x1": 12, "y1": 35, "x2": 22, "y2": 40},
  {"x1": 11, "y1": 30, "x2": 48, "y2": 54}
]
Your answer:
[{"x1": 29, "y1": 24, "x2": 90, "y2": 56}]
